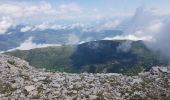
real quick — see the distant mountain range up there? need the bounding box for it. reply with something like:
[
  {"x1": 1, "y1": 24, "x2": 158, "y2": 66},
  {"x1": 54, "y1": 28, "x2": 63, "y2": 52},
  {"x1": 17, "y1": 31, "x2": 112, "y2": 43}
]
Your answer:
[
  {"x1": 5, "y1": 40, "x2": 168, "y2": 75},
  {"x1": 0, "y1": 25, "x2": 123, "y2": 51}
]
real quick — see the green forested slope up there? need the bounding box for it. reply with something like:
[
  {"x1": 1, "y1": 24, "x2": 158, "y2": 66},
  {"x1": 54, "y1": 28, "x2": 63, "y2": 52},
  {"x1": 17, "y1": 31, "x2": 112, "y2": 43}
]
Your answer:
[{"x1": 5, "y1": 40, "x2": 168, "y2": 75}]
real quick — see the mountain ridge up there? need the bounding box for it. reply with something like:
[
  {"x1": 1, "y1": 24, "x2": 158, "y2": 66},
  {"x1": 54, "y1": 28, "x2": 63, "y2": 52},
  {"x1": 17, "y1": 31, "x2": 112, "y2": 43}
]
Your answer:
[{"x1": 5, "y1": 40, "x2": 168, "y2": 75}]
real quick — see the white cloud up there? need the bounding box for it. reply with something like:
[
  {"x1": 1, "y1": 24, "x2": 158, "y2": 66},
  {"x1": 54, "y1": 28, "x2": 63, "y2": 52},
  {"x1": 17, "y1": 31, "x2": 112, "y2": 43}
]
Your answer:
[
  {"x1": 32, "y1": 22, "x2": 69, "y2": 31},
  {"x1": 0, "y1": 16, "x2": 13, "y2": 34},
  {"x1": 33, "y1": 22, "x2": 49, "y2": 31},
  {"x1": 0, "y1": 4, "x2": 23, "y2": 18},
  {"x1": 50, "y1": 24, "x2": 67, "y2": 30},
  {"x1": 78, "y1": 41, "x2": 86, "y2": 44},
  {"x1": 20, "y1": 26, "x2": 32, "y2": 32},
  {"x1": 146, "y1": 20, "x2": 170, "y2": 60},
  {"x1": 58, "y1": 3, "x2": 82, "y2": 13},
  {"x1": 0, "y1": 2, "x2": 83, "y2": 25},
  {"x1": 0, "y1": 1, "x2": 169, "y2": 26},
  {"x1": 69, "y1": 23, "x2": 84, "y2": 29},
  {"x1": 117, "y1": 41, "x2": 132, "y2": 52},
  {"x1": 67, "y1": 34, "x2": 80, "y2": 44},
  {"x1": 123, "y1": 7, "x2": 165, "y2": 42},
  {"x1": 104, "y1": 34, "x2": 152, "y2": 41},
  {"x1": 104, "y1": 7, "x2": 163, "y2": 42},
  {"x1": 100, "y1": 20, "x2": 120, "y2": 30},
  {"x1": 8, "y1": 37, "x2": 61, "y2": 51},
  {"x1": 0, "y1": 2, "x2": 56, "y2": 18},
  {"x1": 151, "y1": 7, "x2": 170, "y2": 16},
  {"x1": 147, "y1": 20, "x2": 163, "y2": 33},
  {"x1": 32, "y1": 22, "x2": 86, "y2": 31},
  {"x1": 107, "y1": 7, "x2": 170, "y2": 61}
]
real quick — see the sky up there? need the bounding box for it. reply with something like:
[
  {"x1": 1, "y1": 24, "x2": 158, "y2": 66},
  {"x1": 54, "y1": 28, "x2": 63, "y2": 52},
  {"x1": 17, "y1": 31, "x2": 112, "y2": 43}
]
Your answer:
[{"x1": 0, "y1": 0, "x2": 170, "y2": 25}]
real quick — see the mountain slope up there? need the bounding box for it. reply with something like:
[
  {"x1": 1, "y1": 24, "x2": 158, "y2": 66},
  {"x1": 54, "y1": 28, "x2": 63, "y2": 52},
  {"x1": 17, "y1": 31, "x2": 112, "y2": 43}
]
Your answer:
[
  {"x1": 71, "y1": 40, "x2": 168, "y2": 74},
  {"x1": 5, "y1": 40, "x2": 168, "y2": 74},
  {"x1": 0, "y1": 54, "x2": 170, "y2": 99},
  {"x1": 5, "y1": 45, "x2": 75, "y2": 72}
]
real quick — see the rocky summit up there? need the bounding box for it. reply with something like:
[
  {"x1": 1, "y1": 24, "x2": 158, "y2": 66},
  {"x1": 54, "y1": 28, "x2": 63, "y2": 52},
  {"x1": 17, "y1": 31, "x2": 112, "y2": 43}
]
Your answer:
[{"x1": 0, "y1": 54, "x2": 170, "y2": 100}]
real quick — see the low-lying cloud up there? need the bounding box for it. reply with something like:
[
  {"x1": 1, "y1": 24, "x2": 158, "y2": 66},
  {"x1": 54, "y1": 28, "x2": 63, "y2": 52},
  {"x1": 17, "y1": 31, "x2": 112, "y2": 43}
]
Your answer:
[
  {"x1": 20, "y1": 26, "x2": 32, "y2": 32},
  {"x1": 104, "y1": 35, "x2": 152, "y2": 41},
  {"x1": 99, "y1": 20, "x2": 120, "y2": 30},
  {"x1": 67, "y1": 34, "x2": 80, "y2": 44},
  {"x1": 117, "y1": 41, "x2": 132, "y2": 52},
  {"x1": 107, "y1": 7, "x2": 170, "y2": 61},
  {"x1": 6, "y1": 37, "x2": 61, "y2": 52}
]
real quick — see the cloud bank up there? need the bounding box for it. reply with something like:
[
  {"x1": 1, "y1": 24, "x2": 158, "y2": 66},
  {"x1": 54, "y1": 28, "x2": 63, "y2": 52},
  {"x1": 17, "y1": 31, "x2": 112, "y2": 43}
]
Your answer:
[
  {"x1": 0, "y1": 2, "x2": 81, "y2": 20},
  {"x1": 104, "y1": 35, "x2": 152, "y2": 41},
  {"x1": 125, "y1": 7, "x2": 170, "y2": 60},
  {"x1": 106, "y1": 7, "x2": 170, "y2": 61},
  {"x1": 6, "y1": 37, "x2": 61, "y2": 52}
]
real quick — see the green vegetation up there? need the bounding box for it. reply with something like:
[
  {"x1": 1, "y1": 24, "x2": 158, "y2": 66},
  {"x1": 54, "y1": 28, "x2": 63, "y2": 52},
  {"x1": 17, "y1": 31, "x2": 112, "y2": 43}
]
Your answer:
[
  {"x1": 5, "y1": 40, "x2": 168, "y2": 75},
  {"x1": 7, "y1": 60, "x2": 16, "y2": 65},
  {"x1": 6, "y1": 45, "x2": 75, "y2": 72}
]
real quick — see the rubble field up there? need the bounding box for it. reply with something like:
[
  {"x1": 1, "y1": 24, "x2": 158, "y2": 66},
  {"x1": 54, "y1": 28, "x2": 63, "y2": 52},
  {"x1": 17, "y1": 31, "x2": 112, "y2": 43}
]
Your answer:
[{"x1": 0, "y1": 54, "x2": 170, "y2": 100}]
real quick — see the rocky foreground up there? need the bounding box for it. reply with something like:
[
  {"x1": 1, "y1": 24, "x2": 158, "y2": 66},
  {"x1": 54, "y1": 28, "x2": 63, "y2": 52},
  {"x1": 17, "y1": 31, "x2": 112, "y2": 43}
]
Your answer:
[{"x1": 0, "y1": 54, "x2": 170, "y2": 100}]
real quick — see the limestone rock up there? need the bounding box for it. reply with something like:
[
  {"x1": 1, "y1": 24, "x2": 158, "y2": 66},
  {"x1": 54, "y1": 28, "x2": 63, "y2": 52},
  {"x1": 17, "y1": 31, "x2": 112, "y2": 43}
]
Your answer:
[{"x1": 25, "y1": 85, "x2": 36, "y2": 92}]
